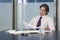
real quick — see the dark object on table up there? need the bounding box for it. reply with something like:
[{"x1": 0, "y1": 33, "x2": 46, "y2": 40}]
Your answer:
[{"x1": 21, "y1": 33, "x2": 28, "y2": 36}]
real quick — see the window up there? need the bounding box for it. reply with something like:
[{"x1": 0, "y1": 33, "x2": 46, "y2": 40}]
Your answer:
[
  {"x1": 36, "y1": 0, "x2": 54, "y2": 2},
  {"x1": 27, "y1": 0, "x2": 35, "y2": 3},
  {"x1": 17, "y1": 0, "x2": 56, "y2": 30}
]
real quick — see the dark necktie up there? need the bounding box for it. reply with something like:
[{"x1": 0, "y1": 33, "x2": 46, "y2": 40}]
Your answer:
[
  {"x1": 36, "y1": 16, "x2": 42, "y2": 27},
  {"x1": 36, "y1": 17, "x2": 42, "y2": 30}
]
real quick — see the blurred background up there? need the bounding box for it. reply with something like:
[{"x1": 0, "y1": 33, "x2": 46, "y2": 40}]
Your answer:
[
  {"x1": 0, "y1": 0, "x2": 12, "y2": 31},
  {"x1": 0, "y1": 0, "x2": 60, "y2": 31},
  {"x1": 17, "y1": 0, "x2": 56, "y2": 30}
]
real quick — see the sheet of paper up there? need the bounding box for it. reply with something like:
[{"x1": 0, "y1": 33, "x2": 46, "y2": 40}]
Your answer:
[{"x1": 23, "y1": 21, "x2": 43, "y2": 29}]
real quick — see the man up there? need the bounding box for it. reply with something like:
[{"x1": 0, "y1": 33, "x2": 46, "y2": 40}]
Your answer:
[{"x1": 29, "y1": 4, "x2": 55, "y2": 31}]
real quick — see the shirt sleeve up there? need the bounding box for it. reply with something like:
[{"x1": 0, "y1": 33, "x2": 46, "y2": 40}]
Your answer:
[{"x1": 47, "y1": 18, "x2": 55, "y2": 31}]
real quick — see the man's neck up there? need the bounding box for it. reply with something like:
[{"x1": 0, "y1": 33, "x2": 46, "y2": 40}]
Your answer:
[{"x1": 40, "y1": 15, "x2": 45, "y2": 17}]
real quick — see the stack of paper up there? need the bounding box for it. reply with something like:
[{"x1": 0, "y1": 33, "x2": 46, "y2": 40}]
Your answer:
[
  {"x1": 5, "y1": 29, "x2": 51, "y2": 35},
  {"x1": 5, "y1": 30, "x2": 40, "y2": 35}
]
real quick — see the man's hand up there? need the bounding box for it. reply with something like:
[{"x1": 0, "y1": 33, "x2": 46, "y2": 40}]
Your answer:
[{"x1": 44, "y1": 25, "x2": 50, "y2": 30}]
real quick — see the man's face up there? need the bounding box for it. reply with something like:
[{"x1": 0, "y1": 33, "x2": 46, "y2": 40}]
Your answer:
[{"x1": 40, "y1": 7, "x2": 46, "y2": 16}]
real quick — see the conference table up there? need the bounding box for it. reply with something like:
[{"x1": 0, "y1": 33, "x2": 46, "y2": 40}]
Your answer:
[{"x1": 0, "y1": 30, "x2": 59, "y2": 40}]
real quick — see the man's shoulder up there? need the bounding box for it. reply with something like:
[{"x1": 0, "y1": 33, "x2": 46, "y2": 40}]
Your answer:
[{"x1": 45, "y1": 15, "x2": 53, "y2": 20}]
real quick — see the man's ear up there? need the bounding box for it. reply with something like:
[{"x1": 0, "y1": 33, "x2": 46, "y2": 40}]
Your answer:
[{"x1": 45, "y1": 12, "x2": 48, "y2": 15}]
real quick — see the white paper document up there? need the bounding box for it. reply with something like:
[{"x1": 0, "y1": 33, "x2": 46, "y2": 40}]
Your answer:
[{"x1": 23, "y1": 21, "x2": 43, "y2": 30}]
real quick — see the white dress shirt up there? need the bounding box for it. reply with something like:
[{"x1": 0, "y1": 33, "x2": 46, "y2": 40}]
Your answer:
[{"x1": 29, "y1": 15, "x2": 55, "y2": 31}]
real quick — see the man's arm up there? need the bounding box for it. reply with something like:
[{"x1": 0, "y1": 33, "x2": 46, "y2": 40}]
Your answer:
[
  {"x1": 44, "y1": 18, "x2": 55, "y2": 31},
  {"x1": 44, "y1": 25, "x2": 50, "y2": 31}
]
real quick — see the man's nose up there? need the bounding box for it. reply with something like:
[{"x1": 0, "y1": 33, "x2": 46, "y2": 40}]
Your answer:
[{"x1": 41, "y1": 11, "x2": 43, "y2": 13}]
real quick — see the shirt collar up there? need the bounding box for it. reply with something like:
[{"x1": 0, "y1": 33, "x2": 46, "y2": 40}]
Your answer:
[
  {"x1": 42, "y1": 15, "x2": 46, "y2": 18},
  {"x1": 38, "y1": 15, "x2": 46, "y2": 18}
]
